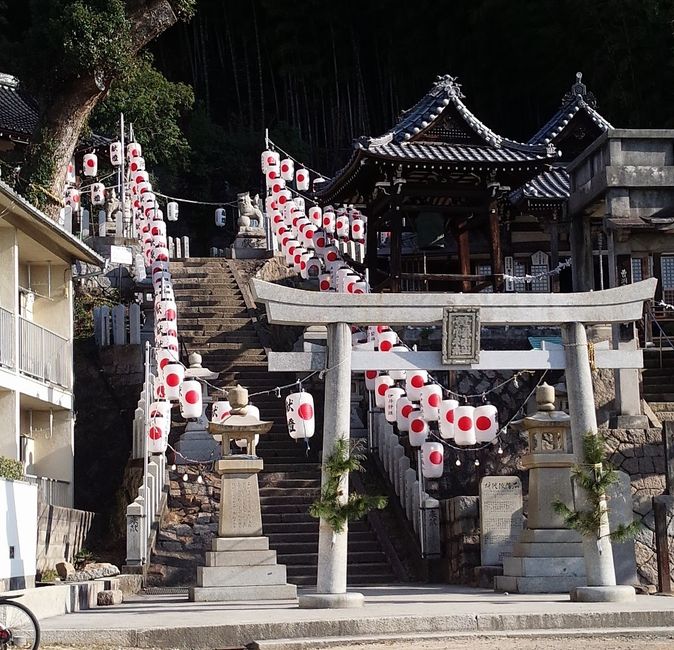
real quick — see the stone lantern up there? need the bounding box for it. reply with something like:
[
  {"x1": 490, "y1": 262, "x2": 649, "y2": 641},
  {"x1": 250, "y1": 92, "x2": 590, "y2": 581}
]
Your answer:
[
  {"x1": 495, "y1": 383, "x2": 586, "y2": 593},
  {"x1": 189, "y1": 384, "x2": 297, "y2": 602}
]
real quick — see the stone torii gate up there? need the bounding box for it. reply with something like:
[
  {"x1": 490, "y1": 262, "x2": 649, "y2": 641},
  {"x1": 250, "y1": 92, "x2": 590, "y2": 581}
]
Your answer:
[{"x1": 251, "y1": 277, "x2": 657, "y2": 607}]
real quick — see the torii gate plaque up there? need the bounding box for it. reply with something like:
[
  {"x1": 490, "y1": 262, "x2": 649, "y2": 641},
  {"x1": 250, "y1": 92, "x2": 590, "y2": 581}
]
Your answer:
[{"x1": 251, "y1": 277, "x2": 656, "y2": 607}]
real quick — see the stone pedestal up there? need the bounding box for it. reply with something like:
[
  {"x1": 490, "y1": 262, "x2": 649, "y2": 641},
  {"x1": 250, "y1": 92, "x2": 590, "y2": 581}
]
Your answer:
[
  {"x1": 190, "y1": 415, "x2": 296, "y2": 602},
  {"x1": 227, "y1": 226, "x2": 268, "y2": 259},
  {"x1": 495, "y1": 384, "x2": 587, "y2": 594}
]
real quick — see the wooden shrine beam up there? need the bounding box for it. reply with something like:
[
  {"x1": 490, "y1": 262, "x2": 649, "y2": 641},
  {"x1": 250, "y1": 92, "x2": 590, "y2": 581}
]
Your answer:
[
  {"x1": 489, "y1": 198, "x2": 503, "y2": 292},
  {"x1": 250, "y1": 277, "x2": 657, "y2": 327},
  {"x1": 267, "y1": 349, "x2": 643, "y2": 372}
]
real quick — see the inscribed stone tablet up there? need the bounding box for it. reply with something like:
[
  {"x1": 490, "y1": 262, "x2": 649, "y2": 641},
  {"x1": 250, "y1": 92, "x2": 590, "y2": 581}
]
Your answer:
[{"x1": 480, "y1": 476, "x2": 523, "y2": 566}]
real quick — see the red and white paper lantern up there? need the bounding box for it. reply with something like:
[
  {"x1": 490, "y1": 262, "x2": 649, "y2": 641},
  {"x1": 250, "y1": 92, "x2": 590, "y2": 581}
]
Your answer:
[
  {"x1": 377, "y1": 330, "x2": 397, "y2": 352},
  {"x1": 163, "y1": 362, "x2": 184, "y2": 400},
  {"x1": 129, "y1": 156, "x2": 145, "y2": 173},
  {"x1": 285, "y1": 391, "x2": 315, "y2": 439},
  {"x1": 308, "y1": 207, "x2": 322, "y2": 226},
  {"x1": 453, "y1": 405, "x2": 476, "y2": 446},
  {"x1": 364, "y1": 370, "x2": 379, "y2": 392},
  {"x1": 167, "y1": 202, "x2": 179, "y2": 222},
  {"x1": 389, "y1": 346, "x2": 407, "y2": 381},
  {"x1": 439, "y1": 399, "x2": 459, "y2": 439},
  {"x1": 421, "y1": 442, "x2": 444, "y2": 478},
  {"x1": 66, "y1": 188, "x2": 81, "y2": 212},
  {"x1": 155, "y1": 349, "x2": 175, "y2": 377},
  {"x1": 83, "y1": 152, "x2": 98, "y2": 177},
  {"x1": 474, "y1": 404, "x2": 499, "y2": 442},
  {"x1": 295, "y1": 167, "x2": 309, "y2": 190},
  {"x1": 147, "y1": 401, "x2": 171, "y2": 454},
  {"x1": 179, "y1": 380, "x2": 202, "y2": 419},
  {"x1": 127, "y1": 141, "x2": 142, "y2": 160},
  {"x1": 395, "y1": 397, "x2": 414, "y2": 432},
  {"x1": 408, "y1": 413, "x2": 429, "y2": 446},
  {"x1": 261, "y1": 149, "x2": 280, "y2": 173},
  {"x1": 322, "y1": 210, "x2": 336, "y2": 234},
  {"x1": 351, "y1": 218, "x2": 365, "y2": 241},
  {"x1": 280, "y1": 158, "x2": 294, "y2": 181},
  {"x1": 384, "y1": 386, "x2": 405, "y2": 423},
  {"x1": 374, "y1": 375, "x2": 394, "y2": 408},
  {"x1": 211, "y1": 400, "x2": 231, "y2": 424},
  {"x1": 405, "y1": 370, "x2": 428, "y2": 402},
  {"x1": 419, "y1": 384, "x2": 443, "y2": 421},
  {"x1": 318, "y1": 273, "x2": 332, "y2": 292}
]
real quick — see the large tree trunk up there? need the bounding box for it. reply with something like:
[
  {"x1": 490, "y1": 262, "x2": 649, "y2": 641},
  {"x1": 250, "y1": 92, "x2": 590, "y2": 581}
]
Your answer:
[{"x1": 23, "y1": 0, "x2": 180, "y2": 219}]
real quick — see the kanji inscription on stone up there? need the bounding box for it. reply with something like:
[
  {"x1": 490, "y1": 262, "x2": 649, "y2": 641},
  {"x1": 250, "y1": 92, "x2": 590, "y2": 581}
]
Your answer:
[
  {"x1": 442, "y1": 307, "x2": 480, "y2": 364},
  {"x1": 479, "y1": 475, "x2": 523, "y2": 566}
]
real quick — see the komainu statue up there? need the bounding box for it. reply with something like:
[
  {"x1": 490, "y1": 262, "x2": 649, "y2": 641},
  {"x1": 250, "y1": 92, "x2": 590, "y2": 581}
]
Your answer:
[{"x1": 237, "y1": 192, "x2": 264, "y2": 229}]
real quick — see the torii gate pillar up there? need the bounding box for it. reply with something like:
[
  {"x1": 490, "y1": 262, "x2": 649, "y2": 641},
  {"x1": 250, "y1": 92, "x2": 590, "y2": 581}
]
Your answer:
[{"x1": 298, "y1": 322, "x2": 364, "y2": 608}]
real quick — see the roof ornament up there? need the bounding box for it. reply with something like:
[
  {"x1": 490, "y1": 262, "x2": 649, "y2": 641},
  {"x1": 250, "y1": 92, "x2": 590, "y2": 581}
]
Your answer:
[
  {"x1": 562, "y1": 71, "x2": 597, "y2": 108},
  {"x1": 434, "y1": 74, "x2": 464, "y2": 98}
]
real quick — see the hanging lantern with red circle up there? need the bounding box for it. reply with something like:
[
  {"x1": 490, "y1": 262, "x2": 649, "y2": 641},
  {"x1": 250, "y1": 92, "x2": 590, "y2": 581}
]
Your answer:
[
  {"x1": 474, "y1": 404, "x2": 499, "y2": 442},
  {"x1": 65, "y1": 188, "x2": 81, "y2": 213},
  {"x1": 163, "y1": 362, "x2": 184, "y2": 400},
  {"x1": 147, "y1": 401, "x2": 171, "y2": 454},
  {"x1": 261, "y1": 149, "x2": 280, "y2": 173},
  {"x1": 285, "y1": 391, "x2": 315, "y2": 439},
  {"x1": 377, "y1": 330, "x2": 397, "y2": 352},
  {"x1": 83, "y1": 152, "x2": 98, "y2": 177},
  {"x1": 295, "y1": 167, "x2": 309, "y2": 191},
  {"x1": 155, "y1": 349, "x2": 175, "y2": 377},
  {"x1": 280, "y1": 158, "x2": 294, "y2": 181},
  {"x1": 395, "y1": 397, "x2": 414, "y2": 432},
  {"x1": 421, "y1": 442, "x2": 444, "y2": 478},
  {"x1": 322, "y1": 210, "x2": 336, "y2": 234},
  {"x1": 351, "y1": 218, "x2": 365, "y2": 241},
  {"x1": 110, "y1": 141, "x2": 122, "y2": 166},
  {"x1": 364, "y1": 370, "x2": 378, "y2": 392},
  {"x1": 318, "y1": 273, "x2": 332, "y2": 292},
  {"x1": 408, "y1": 414, "x2": 429, "y2": 446},
  {"x1": 66, "y1": 158, "x2": 76, "y2": 185},
  {"x1": 335, "y1": 215, "x2": 349, "y2": 239},
  {"x1": 405, "y1": 370, "x2": 428, "y2": 402},
  {"x1": 211, "y1": 400, "x2": 231, "y2": 424},
  {"x1": 439, "y1": 399, "x2": 459, "y2": 439},
  {"x1": 385, "y1": 386, "x2": 405, "y2": 423},
  {"x1": 127, "y1": 141, "x2": 142, "y2": 160},
  {"x1": 308, "y1": 206, "x2": 322, "y2": 226},
  {"x1": 374, "y1": 375, "x2": 394, "y2": 409},
  {"x1": 419, "y1": 384, "x2": 443, "y2": 421},
  {"x1": 454, "y1": 405, "x2": 476, "y2": 446},
  {"x1": 129, "y1": 156, "x2": 145, "y2": 174},
  {"x1": 179, "y1": 380, "x2": 203, "y2": 419}
]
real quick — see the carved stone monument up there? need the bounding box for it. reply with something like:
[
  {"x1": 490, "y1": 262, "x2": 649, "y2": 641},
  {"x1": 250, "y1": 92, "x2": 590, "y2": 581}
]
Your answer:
[
  {"x1": 480, "y1": 476, "x2": 523, "y2": 566},
  {"x1": 189, "y1": 385, "x2": 297, "y2": 602}
]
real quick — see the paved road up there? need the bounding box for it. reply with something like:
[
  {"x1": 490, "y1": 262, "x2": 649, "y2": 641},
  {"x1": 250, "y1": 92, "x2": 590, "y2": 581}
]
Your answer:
[{"x1": 41, "y1": 634, "x2": 674, "y2": 650}]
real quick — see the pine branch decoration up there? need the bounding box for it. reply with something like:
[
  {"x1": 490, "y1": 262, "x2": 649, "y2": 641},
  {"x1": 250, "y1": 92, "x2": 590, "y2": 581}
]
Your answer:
[
  {"x1": 552, "y1": 433, "x2": 642, "y2": 542},
  {"x1": 309, "y1": 438, "x2": 387, "y2": 534}
]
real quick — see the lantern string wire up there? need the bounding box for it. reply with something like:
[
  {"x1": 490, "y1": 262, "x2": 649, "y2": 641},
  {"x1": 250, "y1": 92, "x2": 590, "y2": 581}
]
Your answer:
[
  {"x1": 152, "y1": 190, "x2": 239, "y2": 208},
  {"x1": 266, "y1": 137, "x2": 329, "y2": 181}
]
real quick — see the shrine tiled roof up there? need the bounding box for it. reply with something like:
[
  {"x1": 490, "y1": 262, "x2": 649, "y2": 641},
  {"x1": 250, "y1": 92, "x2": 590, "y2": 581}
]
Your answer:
[
  {"x1": 0, "y1": 73, "x2": 111, "y2": 149},
  {"x1": 0, "y1": 74, "x2": 38, "y2": 139},
  {"x1": 511, "y1": 166, "x2": 570, "y2": 204},
  {"x1": 528, "y1": 72, "x2": 612, "y2": 147}
]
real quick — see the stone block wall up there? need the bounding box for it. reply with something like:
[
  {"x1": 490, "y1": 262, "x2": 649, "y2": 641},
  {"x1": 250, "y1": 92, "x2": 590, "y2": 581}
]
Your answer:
[
  {"x1": 147, "y1": 466, "x2": 220, "y2": 586},
  {"x1": 439, "y1": 496, "x2": 480, "y2": 584},
  {"x1": 604, "y1": 426, "x2": 668, "y2": 587}
]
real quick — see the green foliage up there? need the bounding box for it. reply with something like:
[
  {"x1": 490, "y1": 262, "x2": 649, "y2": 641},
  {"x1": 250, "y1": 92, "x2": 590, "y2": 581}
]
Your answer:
[
  {"x1": 90, "y1": 54, "x2": 194, "y2": 173},
  {"x1": 553, "y1": 433, "x2": 642, "y2": 543},
  {"x1": 0, "y1": 456, "x2": 25, "y2": 481},
  {"x1": 309, "y1": 439, "x2": 387, "y2": 534},
  {"x1": 74, "y1": 284, "x2": 120, "y2": 339},
  {"x1": 38, "y1": 568, "x2": 59, "y2": 583},
  {"x1": 73, "y1": 547, "x2": 96, "y2": 569}
]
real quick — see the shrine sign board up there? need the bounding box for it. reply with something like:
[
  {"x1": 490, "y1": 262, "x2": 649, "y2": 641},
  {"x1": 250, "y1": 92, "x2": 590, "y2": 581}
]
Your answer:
[
  {"x1": 480, "y1": 475, "x2": 523, "y2": 565},
  {"x1": 442, "y1": 307, "x2": 480, "y2": 364}
]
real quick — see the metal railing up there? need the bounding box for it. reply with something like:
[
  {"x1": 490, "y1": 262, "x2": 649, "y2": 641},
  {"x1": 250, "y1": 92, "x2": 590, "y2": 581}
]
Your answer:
[
  {"x1": 19, "y1": 317, "x2": 71, "y2": 389},
  {"x1": 24, "y1": 474, "x2": 71, "y2": 508},
  {"x1": 0, "y1": 306, "x2": 14, "y2": 369}
]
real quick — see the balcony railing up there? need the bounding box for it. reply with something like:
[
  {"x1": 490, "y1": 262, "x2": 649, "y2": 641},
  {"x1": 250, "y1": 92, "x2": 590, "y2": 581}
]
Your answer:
[
  {"x1": 0, "y1": 306, "x2": 14, "y2": 369},
  {"x1": 24, "y1": 474, "x2": 71, "y2": 508},
  {"x1": 19, "y1": 316, "x2": 71, "y2": 389}
]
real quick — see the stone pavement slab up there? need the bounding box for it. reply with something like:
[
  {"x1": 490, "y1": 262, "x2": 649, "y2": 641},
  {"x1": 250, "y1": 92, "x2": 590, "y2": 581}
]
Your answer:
[{"x1": 39, "y1": 585, "x2": 674, "y2": 649}]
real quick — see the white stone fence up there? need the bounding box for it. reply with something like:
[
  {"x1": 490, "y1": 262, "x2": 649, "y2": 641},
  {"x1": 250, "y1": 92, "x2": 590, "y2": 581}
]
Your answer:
[
  {"x1": 93, "y1": 303, "x2": 142, "y2": 347},
  {"x1": 371, "y1": 411, "x2": 440, "y2": 558},
  {"x1": 168, "y1": 236, "x2": 190, "y2": 259},
  {"x1": 125, "y1": 374, "x2": 168, "y2": 569}
]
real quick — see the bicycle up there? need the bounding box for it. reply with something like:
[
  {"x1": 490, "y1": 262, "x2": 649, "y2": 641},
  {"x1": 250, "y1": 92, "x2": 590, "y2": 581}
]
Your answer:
[{"x1": 0, "y1": 594, "x2": 40, "y2": 649}]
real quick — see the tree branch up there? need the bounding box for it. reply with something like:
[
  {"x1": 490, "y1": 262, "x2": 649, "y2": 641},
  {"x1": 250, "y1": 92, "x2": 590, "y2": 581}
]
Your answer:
[{"x1": 126, "y1": 0, "x2": 179, "y2": 53}]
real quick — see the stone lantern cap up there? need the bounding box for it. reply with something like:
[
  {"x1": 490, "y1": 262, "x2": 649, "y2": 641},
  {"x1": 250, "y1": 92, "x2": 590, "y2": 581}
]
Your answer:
[{"x1": 184, "y1": 352, "x2": 219, "y2": 380}]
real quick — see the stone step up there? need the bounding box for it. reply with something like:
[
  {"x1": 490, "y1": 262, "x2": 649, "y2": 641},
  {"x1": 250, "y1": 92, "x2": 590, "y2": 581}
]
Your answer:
[
  {"x1": 197, "y1": 564, "x2": 286, "y2": 587},
  {"x1": 280, "y1": 551, "x2": 387, "y2": 565},
  {"x1": 260, "y1": 463, "x2": 322, "y2": 473},
  {"x1": 494, "y1": 574, "x2": 586, "y2": 594},
  {"x1": 267, "y1": 531, "x2": 375, "y2": 544},
  {"x1": 259, "y1": 487, "x2": 321, "y2": 497},
  {"x1": 286, "y1": 563, "x2": 395, "y2": 577},
  {"x1": 646, "y1": 401, "x2": 674, "y2": 412},
  {"x1": 190, "y1": 583, "x2": 297, "y2": 601},
  {"x1": 260, "y1": 495, "x2": 321, "y2": 507}
]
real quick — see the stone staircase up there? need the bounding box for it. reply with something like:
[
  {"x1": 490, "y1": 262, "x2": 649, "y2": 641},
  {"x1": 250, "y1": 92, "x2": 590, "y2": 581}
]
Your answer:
[
  {"x1": 149, "y1": 257, "x2": 404, "y2": 587},
  {"x1": 642, "y1": 348, "x2": 674, "y2": 422}
]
